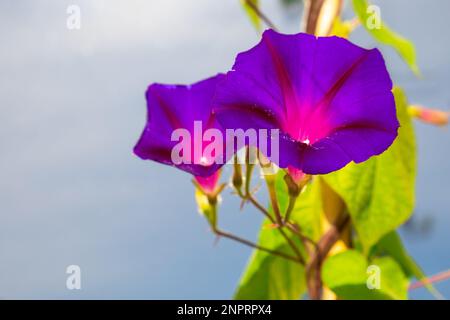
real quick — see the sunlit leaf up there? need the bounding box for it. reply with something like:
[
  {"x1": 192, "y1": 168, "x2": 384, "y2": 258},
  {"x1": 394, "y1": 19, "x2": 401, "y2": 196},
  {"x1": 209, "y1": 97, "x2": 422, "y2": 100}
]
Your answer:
[
  {"x1": 323, "y1": 87, "x2": 416, "y2": 253},
  {"x1": 351, "y1": 0, "x2": 420, "y2": 75},
  {"x1": 322, "y1": 250, "x2": 409, "y2": 300},
  {"x1": 376, "y1": 231, "x2": 443, "y2": 299},
  {"x1": 329, "y1": 17, "x2": 359, "y2": 38},
  {"x1": 376, "y1": 231, "x2": 420, "y2": 278}
]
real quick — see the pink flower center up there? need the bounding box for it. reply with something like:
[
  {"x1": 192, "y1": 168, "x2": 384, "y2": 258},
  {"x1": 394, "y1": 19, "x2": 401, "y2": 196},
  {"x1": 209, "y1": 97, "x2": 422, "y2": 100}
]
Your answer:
[
  {"x1": 195, "y1": 171, "x2": 220, "y2": 194},
  {"x1": 284, "y1": 102, "x2": 333, "y2": 145}
]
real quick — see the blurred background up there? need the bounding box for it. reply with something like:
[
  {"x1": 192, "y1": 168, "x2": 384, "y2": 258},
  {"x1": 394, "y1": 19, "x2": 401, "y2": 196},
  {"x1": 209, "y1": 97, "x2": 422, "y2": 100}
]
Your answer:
[{"x1": 0, "y1": 0, "x2": 448, "y2": 299}]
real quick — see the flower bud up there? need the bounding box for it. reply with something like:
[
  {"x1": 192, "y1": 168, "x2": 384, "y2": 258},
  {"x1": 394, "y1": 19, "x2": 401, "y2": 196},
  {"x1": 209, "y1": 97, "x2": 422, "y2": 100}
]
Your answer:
[
  {"x1": 284, "y1": 173, "x2": 301, "y2": 198},
  {"x1": 232, "y1": 160, "x2": 243, "y2": 193},
  {"x1": 194, "y1": 188, "x2": 217, "y2": 230},
  {"x1": 193, "y1": 171, "x2": 225, "y2": 231},
  {"x1": 285, "y1": 167, "x2": 311, "y2": 197},
  {"x1": 194, "y1": 171, "x2": 221, "y2": 195}
]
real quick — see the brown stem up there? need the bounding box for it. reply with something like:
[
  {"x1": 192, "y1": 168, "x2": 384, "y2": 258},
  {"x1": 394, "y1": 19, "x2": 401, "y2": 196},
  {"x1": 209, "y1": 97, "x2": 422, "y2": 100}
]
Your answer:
[
  {"x1": 213, "y1": 228, "x2": 301, "y2": 264},
  {"x1": 247, "y1": 194, "x2": 305, "y2": 265},
  {"x1": 244, "y1": 0, "x2": 278, "y2": 31},
  {"x1": 302, "y1": 0, "x2": 326, "y2": 34},
  {"x1": 286, "y1": 222, "x2": 319, "y2": 256},
  {"x1": 409, "y1": 269, "x2": 450, "y2": 290},
  {"x1": 306, "y1": 214, "x2": 350, "y2": 300},
  {"x1": 236, "y1": 154, "x2": 305, "y2": 265}
]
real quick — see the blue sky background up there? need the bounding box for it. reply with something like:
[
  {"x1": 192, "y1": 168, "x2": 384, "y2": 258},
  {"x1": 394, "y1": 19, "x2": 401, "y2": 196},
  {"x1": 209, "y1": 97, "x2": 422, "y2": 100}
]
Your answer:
[{"x1": 0, "y1": 0, "x2": 449, "y2": 299}]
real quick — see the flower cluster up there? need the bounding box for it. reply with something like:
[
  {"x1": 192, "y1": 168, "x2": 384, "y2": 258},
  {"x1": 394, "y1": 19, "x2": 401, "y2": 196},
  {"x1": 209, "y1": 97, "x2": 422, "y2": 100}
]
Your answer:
[{"x1": 134, "y1": 29, "x2": 398, "y2": 191}]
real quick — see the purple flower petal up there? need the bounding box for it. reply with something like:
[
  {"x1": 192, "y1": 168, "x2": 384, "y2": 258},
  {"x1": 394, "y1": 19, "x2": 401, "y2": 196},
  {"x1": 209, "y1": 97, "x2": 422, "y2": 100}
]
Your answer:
[
  {"x1": 134, "y1": 74, "x2": 226, "y2": 177},
  {"x1": 214, "y1": 29, "x2": 398, "y2": 174}
]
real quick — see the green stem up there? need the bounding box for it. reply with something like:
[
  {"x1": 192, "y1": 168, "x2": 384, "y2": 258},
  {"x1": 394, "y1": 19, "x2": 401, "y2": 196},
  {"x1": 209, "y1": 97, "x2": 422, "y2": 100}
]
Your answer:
[
  {"x1": 244, "y1": 147, "x2": 255, "y2": 197},
  {"x1": 284, "y1": 195, "x2": 298, "y2": 225},
  {"x1": 265, "y1": 175, "x2": 283, "y2": 226},
  {"x1": 244, "y1": 0, "x2": 279, "y2": 31},
  {"x1": 247, "y1": 194, "x2": 305, "y2": 265}
]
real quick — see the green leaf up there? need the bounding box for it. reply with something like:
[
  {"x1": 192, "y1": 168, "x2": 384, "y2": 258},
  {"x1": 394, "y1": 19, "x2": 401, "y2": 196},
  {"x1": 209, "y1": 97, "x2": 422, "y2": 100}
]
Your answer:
[
  {"x1": 352, "y1": 0, "x2": 420, "y2": 75},
  {"x1": 234, "y1": 244, "x2": 306, "y2": 300},
  {"x1": 234, "y1": 211, "x2": 306, "y2": 299},
  {"x1": 322, "y1": 250, "x2": 409, "y2": 300},
  {"x1": 376, "y1": 231, "x2": 444, "y2": 299},
  {"x1": 240, "y1": 0, "x2": 261, "y2": 32},
  {"x1": 376, "y1": 231, "x2": 418, "y2": 278},
  {"x1": 322, "y1": 87, "x2": 416, "y2": 253},
  {"x1": 234, "y1": 172, "x2": 322, "y2": 299}
]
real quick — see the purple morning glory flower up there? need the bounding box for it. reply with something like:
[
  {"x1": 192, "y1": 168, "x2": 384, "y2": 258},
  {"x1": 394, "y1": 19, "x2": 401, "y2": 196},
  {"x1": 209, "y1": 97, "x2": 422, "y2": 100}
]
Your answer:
[
  {"x1": 213, "y1": 29, "x2": 399, "y2": 175},
  {"x1": 133, "y1": 74, "x2": 226, "y2": 180}
]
